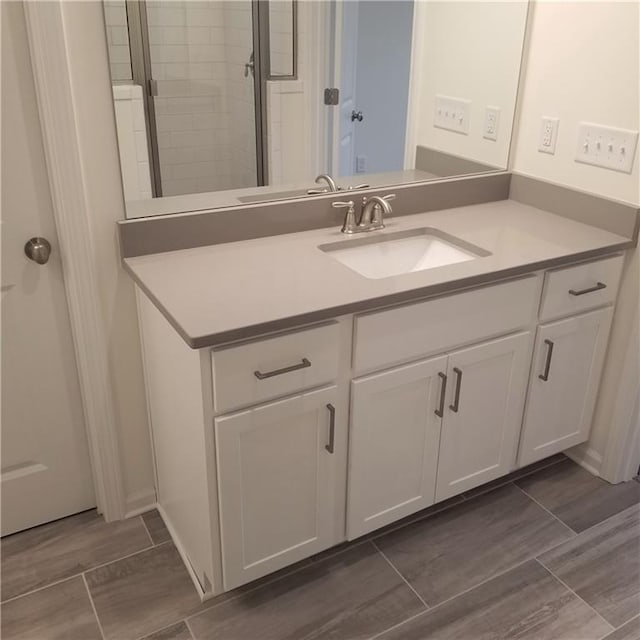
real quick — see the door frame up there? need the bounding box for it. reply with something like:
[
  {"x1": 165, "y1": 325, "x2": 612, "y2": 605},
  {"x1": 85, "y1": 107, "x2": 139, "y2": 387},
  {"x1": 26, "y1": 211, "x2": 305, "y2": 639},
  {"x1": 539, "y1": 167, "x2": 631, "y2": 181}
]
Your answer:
[{"x1": 22, "y1": 1, "x2": 126, "y2": 521}]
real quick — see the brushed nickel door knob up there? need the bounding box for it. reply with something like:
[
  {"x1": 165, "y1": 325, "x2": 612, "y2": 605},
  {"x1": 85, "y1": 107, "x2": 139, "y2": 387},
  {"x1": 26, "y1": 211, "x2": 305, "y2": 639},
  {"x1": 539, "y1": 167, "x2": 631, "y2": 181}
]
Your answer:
[{"x1": 24, "y1": 237, "x2": 52, "y2": 265}]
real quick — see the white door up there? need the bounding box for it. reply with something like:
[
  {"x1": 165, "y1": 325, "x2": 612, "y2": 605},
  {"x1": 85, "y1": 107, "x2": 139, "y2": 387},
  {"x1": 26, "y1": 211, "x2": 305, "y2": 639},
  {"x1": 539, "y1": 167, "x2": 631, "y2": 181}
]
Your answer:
[
  {"x1": 436, "y1": 332, "x2": 532, "y2": 501},
  {"x1": 335, "y1": 0, "x2": 359, "y2": 177},
  {"x1": 1, "y1": 1, "x2": 95, "y2": 536},
  {"x1": 347, "y1": 355, "x2": 447, "y2": 539},
  {"x1": 215, "y1": 386, "x2": 344, "y2": 590},
  {"x1": 518, "y1": 307, "x2": 614, "y2": 467}
]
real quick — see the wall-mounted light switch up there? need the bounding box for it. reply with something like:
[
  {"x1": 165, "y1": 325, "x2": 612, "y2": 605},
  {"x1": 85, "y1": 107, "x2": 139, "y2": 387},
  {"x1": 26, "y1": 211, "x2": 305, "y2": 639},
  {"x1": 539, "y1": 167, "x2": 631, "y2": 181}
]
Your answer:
[
  {"x1": 356, "y1": 155, "x2": 367, "y2": 173},
  {"x1": 434, "y1": 95, "x2": 470, "y2": 135},
  {"x1": 538, "y1": 117, "x2": 559, "y2": 154},
  {"x1": 483, "y1": 107, "x2": 500, "y2": 141},
  {"x1": 575, "y1": 122, "x2": 638, "y2": 173}
]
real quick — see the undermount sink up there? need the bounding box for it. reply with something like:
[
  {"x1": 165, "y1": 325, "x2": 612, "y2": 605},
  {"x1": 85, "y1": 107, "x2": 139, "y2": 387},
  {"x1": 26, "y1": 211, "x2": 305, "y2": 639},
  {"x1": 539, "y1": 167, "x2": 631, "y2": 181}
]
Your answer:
[{"x1": 319, "y1": 227, "x2": 490, "y2": 279}]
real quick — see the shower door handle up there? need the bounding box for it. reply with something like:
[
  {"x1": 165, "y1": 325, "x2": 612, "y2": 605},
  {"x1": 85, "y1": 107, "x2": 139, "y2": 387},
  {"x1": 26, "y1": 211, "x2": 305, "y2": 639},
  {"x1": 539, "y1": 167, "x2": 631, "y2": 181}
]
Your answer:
[{"x1": 244, "y1": 52, "x2": 255, "y2": 78}]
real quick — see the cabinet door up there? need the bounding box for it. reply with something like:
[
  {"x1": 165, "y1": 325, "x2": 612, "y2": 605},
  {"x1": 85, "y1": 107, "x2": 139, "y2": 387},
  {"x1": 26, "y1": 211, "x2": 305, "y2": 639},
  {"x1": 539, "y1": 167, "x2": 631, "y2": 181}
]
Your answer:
[
  {"x1": 215, "y1": 386, "x2": 343, "y2": 590},
  {"x1": 347, "y1": 355, "x2": 447, "y2": 539},
  {"x1": 518, "y1": 307, "x2": 613, "y2": 467},
  {"x1": 436, "y1": 332, "x2": 532, "y2": 501}
]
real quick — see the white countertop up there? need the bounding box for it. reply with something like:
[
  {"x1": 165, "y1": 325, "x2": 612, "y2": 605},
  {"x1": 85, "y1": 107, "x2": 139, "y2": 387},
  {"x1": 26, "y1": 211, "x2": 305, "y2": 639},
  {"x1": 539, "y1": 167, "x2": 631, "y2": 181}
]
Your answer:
[{"x1": 124, "y1": 199, "x2": 632, "y2": 348}]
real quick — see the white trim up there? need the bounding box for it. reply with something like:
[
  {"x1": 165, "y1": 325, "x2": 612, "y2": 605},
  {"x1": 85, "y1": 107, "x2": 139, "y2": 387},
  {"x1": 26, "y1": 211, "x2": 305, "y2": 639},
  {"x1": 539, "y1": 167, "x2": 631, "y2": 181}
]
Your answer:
[
  {"x1": 565, "y1": 446, "x2": 604, "y2": 477},
  {"x1": 23, "y1": 1, "x2": 126, "y2": 520},
  {"x1": 404, "y1": 0, "x2": 426, "y2": 170},
  {"x1": 600, "y1": 303, "x2": 640, "y2": 483},
  {"x1": 124, "y1": 488, "x2": 157, "y2": 519}
]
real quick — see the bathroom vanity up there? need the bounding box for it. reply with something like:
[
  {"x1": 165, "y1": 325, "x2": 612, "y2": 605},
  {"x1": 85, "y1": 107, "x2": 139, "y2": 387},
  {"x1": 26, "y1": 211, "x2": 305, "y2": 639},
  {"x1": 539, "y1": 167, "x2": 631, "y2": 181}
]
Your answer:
[{"x1": 124, "y1": 195, "x2": 633, "y2": 599}]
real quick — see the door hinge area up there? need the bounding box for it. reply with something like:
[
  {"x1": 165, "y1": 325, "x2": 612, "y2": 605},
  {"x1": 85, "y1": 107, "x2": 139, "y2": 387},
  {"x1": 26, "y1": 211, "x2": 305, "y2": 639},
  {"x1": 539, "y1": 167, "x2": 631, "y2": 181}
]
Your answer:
[{"x1": 324, "y1": 88, "x2": 339, "y2": 105}]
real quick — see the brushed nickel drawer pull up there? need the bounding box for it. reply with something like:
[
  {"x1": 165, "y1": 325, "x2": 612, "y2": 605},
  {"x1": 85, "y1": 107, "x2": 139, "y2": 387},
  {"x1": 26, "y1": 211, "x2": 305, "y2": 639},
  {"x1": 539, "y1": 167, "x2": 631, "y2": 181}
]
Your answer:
[
  {"x1": 539, "y1": 339, "x2": 554, "y2": 381},
  {"x1": 254, "y1": 358, "x2": 311, "y2": 380},
  {"x1": 435, "y1": 372, "x2": 447, "y2": 418},
  {"x1": 569, "y1": 282, "x2": 606, "y2": 296},
  {"x1": 449, "y1": 367, "x2": 462, "y2": 413},
  {"x1": 325, "y1": 404, "x2": 336, "y2": 454}
]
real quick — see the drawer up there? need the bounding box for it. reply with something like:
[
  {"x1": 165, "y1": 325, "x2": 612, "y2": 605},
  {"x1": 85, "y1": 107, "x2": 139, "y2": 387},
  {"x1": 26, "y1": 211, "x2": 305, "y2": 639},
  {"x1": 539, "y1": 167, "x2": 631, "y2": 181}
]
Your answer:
[
  {"x1": 539, "y1": 254, "x2": 624, "y2": 322},
  {"x1": 212, "y1": 322, "x2": 340, "y2": 413},
  {"x1": 353, "y1": 275, "x2": 541, "y2": 375}
]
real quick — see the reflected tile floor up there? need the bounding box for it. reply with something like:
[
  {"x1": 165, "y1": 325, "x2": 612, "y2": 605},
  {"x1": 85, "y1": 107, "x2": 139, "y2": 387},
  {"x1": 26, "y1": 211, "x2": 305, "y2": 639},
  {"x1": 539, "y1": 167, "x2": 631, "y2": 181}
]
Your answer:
[{"x1": 2, "y1": 455, "x2": 639, "y2": 640}]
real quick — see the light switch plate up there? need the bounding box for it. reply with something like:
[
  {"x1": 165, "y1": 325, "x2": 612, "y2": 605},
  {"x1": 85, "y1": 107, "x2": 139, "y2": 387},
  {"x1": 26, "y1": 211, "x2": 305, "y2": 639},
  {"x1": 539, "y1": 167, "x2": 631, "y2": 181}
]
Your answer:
[
  {"x1": 575, "y1": 122, "x2": 638, "y2": 174},
  {"x1": 434, "y1": 95, "x2": 470, "y2": 135},
  {"x1": 538, "y1": 117, "x2": 559, "y2": 154},
  {"x1": 483, "y1": 107, "x2": 500, "y2": 141}
]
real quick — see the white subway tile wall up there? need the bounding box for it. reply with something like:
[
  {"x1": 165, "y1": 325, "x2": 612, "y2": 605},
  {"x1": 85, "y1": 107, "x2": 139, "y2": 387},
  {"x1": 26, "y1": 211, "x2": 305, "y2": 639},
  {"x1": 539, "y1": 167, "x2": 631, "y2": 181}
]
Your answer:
[
  {"x1": 104, "y1": 0, "x2": 133, "y2": 82},
  {"x1": 105, "y1": 0, "x2": 305, "y2": 197},
  {"x1": 146, "y1": 0, "x2": 257, "y2": 196}
]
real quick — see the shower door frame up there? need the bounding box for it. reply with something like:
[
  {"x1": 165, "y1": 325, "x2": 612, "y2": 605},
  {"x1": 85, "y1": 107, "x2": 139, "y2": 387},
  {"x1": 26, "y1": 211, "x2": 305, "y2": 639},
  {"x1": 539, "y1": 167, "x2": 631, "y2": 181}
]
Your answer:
[{"x1": 125, "y1": 0, "x2": 269, "y2": 197}]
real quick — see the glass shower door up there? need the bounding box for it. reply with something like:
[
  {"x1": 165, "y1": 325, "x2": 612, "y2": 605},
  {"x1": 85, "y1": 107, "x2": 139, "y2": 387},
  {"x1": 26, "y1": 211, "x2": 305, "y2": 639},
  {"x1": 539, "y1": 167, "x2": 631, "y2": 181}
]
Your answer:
[{"x1": 135, "y1": 0, "x2": 262, "y2": 197}]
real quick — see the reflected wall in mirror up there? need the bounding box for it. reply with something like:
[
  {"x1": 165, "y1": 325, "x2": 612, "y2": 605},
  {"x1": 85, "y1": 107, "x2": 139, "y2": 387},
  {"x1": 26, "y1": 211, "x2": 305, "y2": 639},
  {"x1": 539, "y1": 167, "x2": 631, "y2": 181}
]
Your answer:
[{"x1": 102, "y1": 0, "x2": 529, "y2": 217}]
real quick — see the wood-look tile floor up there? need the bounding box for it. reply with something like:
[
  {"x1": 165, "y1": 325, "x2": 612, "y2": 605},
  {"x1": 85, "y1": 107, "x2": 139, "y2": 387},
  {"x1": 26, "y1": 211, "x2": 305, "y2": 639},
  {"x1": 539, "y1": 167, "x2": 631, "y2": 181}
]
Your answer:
[{"x1": 2, "y1": 455, "x2": 639, "y2": 640}]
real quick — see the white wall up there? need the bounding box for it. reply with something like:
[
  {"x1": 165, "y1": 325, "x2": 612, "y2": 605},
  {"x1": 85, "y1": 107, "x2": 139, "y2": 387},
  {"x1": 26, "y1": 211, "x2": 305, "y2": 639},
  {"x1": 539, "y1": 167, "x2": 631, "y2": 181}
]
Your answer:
[
  {"x1": 512, "y1": 1, "x2": 640, "y2": 204},
  {"x1": 511, "y1": 1, "x2": 639, "y2": 478},
  {"x1": 412, "y1": 1, "x2": 528, "y2": 167}
]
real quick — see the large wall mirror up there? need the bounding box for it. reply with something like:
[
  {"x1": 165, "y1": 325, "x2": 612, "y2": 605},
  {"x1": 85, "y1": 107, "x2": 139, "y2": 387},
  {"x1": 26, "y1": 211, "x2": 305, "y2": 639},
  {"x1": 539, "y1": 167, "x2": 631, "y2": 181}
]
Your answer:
[{"x1": 103, "y1": 0, "x2": 529, "y2": 218}]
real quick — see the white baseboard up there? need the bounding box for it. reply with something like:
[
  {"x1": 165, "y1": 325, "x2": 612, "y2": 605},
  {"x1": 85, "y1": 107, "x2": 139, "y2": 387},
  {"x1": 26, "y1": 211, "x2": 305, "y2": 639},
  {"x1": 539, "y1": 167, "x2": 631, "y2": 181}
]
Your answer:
[
  {"x1": 566, "y1": 444, "x2": 604, "y2": 477},
  {"x1": 124, "y1": 487, "x2": 157, "y2": 518}
]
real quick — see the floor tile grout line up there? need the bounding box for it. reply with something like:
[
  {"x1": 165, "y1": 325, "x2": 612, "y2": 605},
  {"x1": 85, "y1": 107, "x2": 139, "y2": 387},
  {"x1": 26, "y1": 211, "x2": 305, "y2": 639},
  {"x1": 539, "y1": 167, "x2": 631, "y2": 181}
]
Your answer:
[
  {"x1": 370, "y1": 608, "x2": 429, "y2": 640},
  {"x1": 558, "y1": 500, "x2": 640, "y2": 539},
  {"x1": 370, "y1": 540, "x2": 430, "y2": 610},
  {"x1": 139, "y1": 514, "x2": 155, "y2": 547},
  {"x1": 184, "y1": 617, "x2": 196, "y2": 640},
  {"x1": 82, "y1": 573, "x2": 107, "y2": 640},
  {"x1": 535, "y1": 557, "x2": 615, "y2": 633},
  {"x1": 0, "y1": 541, "x2": 164, "y2": 606},
  {"x1": 133, "y1": 619, "x2": 194, "y2": 640},
  {"x1": 372, "y1": 529, "x2": 589, "y2": 640},
  {"x1": 511, "y1": 481, "x2": 579, "y2": 536}
]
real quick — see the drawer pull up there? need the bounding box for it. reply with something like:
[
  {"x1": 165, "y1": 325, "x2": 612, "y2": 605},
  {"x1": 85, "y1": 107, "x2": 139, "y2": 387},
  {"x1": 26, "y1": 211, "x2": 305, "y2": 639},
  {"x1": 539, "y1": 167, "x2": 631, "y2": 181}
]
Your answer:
[
  {"x1": 568, "y1": 282, "x2": 606, "y2": 296},
  {"x1": 538, "y1": 339, "x2": 554, "y2": 382},
  {"x1": 325, "y1": 403, "x2": 336, "y2": 454},
  {"x1": 435, "y1": 372, "x2": 447, "y2": 418},
  {"x1": 254, "y1": 357, "x2": 311, "y2": 380},
  {"x1": 449, "y1": 367, "x2": 463, "y2": 413}
]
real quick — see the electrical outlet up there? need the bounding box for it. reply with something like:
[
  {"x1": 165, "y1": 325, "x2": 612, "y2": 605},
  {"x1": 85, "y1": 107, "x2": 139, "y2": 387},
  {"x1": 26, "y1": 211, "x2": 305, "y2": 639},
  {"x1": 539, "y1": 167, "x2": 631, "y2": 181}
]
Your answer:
[
  {"x1": 538, "y1": 117, "x2": 559, "y2": 154},
  {"x1": 434, "y1": 95, "x2": 470, "y2": 135},
  {"x1": 483, "y1": 107, "x2": 500, "y2": 141},
  {"x1": 356, "y1": 155, "x2": 367, "y2": 173},
  {"x1": 575, "y1": 122, "x2": 638, "y2": 174}
]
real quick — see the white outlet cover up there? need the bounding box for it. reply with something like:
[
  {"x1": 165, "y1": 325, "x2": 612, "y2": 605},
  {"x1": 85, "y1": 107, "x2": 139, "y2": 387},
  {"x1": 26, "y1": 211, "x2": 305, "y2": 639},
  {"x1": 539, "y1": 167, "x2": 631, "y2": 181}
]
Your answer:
[
  {"x1": 434, "y1": 95, "x2": 470, "y2": 135},
  {"x1": 575, "y1": 122, "x2": 638, "y2": 174},
  {"x1": 483, "y1": 106, "x2": 500, "y2": 141},
  {"x1": 538, "y1": 117, "x2": 559, "y2": 154}
]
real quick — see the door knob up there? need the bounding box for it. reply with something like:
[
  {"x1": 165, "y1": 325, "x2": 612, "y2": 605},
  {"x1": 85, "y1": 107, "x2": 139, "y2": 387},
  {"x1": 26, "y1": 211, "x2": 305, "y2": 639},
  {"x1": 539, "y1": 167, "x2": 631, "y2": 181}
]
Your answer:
[
  {"x1": 351, "y1": 110, "x2": 363, "y2": 122},
  {"x1": 24, "y1": 237, "x2": 52, "y2": 265}
]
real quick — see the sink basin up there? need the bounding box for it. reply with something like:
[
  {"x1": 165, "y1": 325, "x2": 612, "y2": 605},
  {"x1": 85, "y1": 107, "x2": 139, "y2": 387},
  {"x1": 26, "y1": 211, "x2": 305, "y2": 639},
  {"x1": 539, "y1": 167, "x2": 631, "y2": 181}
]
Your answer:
[{"x1": 319, "y1": 228, "x2": 490, "y2": 279}]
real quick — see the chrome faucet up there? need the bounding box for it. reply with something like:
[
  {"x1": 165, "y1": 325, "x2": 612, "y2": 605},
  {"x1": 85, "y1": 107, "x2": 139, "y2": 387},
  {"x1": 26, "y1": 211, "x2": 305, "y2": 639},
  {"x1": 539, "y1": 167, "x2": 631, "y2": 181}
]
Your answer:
[
  {"x1": 308, "y1": 174, "x2": 338, "y2": 194},
  {"x1": 332, "y1": 193, "x2": 396, "y2": 234},
  {"x1": 307, "y1": 174, "x2": 370, "y2": 195}
]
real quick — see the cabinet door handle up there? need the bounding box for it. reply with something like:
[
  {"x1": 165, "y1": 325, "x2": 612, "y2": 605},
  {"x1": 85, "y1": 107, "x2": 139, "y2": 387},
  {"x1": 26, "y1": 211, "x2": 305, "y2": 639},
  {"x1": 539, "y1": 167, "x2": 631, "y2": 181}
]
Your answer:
[
  {"x1": 538, "y1": 339, "x2": 554, "y2": 381},
  {"x1": 568, "y1": 282, "x2": 606, "y2": 296},
  {"x1": 254, "y1": 357, "x2": 311, "y2": 380},
  {"x1": 449, "y1": 367, "x2": 462, "y2": 413},
  {"x1": 325, "y1": 404, "x2": 335, "y2": 454},
  {"x1": 435, "y1": 372, "x2": 447, "y2": 417}
]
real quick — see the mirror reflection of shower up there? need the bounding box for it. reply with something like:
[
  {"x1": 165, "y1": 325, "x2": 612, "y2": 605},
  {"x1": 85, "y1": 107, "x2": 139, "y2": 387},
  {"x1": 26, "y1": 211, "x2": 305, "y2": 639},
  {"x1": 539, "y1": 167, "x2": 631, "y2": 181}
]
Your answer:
[{"x1": 103, "y1": 0, "x2": 296, "y2": 198}]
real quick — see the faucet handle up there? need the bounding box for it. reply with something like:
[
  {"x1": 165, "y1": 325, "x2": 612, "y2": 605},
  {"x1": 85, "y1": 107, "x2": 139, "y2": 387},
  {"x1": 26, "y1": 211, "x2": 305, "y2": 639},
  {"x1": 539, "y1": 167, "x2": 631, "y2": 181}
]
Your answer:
[
  {"x1": 333, "y1": 201, "x2": 358, "y2": 234},
  {"x1": 346, "y1": 183, "x2": 370, "y2": 191},
  {"x1": 381, "y1": 193, "x2": 396, "y2": 201}
]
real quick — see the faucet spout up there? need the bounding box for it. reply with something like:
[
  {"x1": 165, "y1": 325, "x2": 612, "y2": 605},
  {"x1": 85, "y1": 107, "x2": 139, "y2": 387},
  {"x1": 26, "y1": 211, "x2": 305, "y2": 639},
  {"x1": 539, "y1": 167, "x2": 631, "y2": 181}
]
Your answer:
[
  {"x1": 360, "y1": 194, "x2": 395, "y2": 229},
  {"x1": 315, "y1": 174, "x2": 338, "y2": 192}
]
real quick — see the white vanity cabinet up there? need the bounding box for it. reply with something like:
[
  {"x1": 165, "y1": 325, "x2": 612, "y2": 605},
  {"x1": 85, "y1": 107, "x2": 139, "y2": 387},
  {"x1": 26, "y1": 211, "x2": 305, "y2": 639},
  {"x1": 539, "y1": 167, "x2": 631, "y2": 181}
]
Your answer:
[
  {"x1": 435, "y1": 331, "x2": 533, "y2": 501},
  {"x1": 215, "y1": 385, "x2": 344, "y2": 590},
  {"x1": 347, "y1": 355, "x2": 447, "y2": 539},
  {"x1": 518, "y1": 307, "x2": 614, "y2": 466},
  {"x1": 517, "y1": 254, "x2": 623, "y2": 466},
  {"x1": 347, "y1": 331, "x2": 533, "y2": 538},
  {"x1": 135, "y1": 251, "x2": 624, "y2": 599}
]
